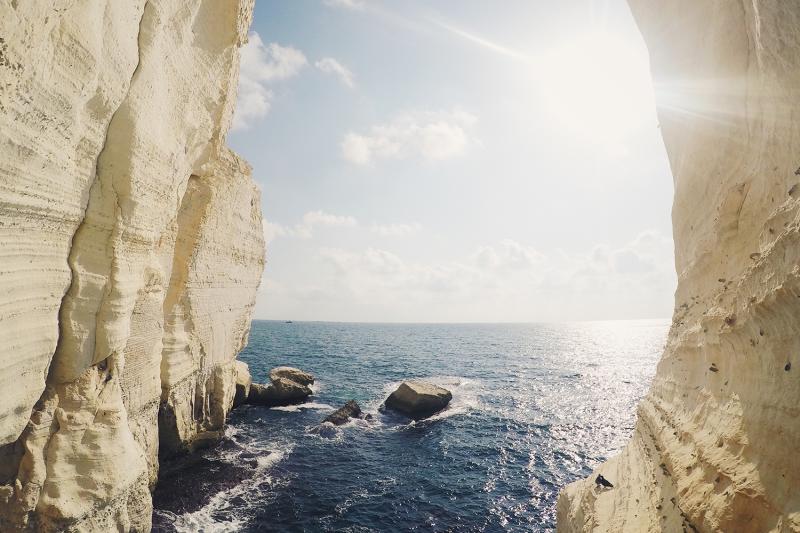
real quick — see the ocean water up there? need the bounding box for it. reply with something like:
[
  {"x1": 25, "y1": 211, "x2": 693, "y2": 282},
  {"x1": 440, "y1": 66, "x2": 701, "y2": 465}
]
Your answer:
[{"x1": 153, "y1": 319, "x2": 668, "y2": 532}]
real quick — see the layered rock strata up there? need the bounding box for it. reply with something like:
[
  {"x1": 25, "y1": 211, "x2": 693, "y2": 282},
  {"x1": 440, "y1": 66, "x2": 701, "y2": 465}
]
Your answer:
[
  {"x1": 559, "y1": 2, "x2": 800, "y2": 532},
  {"x1": 0, "y1": 1, "x2": 263, "y2": 531}
]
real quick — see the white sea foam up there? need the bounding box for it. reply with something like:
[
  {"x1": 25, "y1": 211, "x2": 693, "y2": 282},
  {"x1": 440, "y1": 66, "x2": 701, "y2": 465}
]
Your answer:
[
  {"x1": 270, "y1": 401, "x2": 334, "y2": 412},
  {"x1": 165, "y1": 429, "x2": 293, "y2": 533},
  {"x1": 363, "y1": 375, "x2": 482, "y2": 428}
]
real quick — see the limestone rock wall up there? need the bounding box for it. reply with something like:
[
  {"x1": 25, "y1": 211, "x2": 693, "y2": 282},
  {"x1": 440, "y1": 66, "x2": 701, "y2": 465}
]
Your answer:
[
  {"x1": 558, "y1": 2, "x2": 800, "y2": 532},
  {"x1": 0, "y1": 1, "x2": 263, "y2": 531}
]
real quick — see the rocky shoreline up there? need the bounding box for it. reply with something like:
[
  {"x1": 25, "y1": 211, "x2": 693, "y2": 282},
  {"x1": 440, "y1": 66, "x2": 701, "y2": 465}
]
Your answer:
[{"x1": 232, "y1": 363, "x2": 453, "y2": 424}]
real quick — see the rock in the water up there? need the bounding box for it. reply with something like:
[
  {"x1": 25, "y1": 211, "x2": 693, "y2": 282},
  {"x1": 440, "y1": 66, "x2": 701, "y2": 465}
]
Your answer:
[
  {"x1": 233, "y1": 361, "x2": 252, "y2": 408},
  {"x1": 323, "y1": 400, "x2": 362, "y2": 425},
  {"x1": 246, "y1": 383, "x2": 270, "y2": 405},
  {"x1": 384, "y1": 381, "x2": 452, "y2": 419},
  {"x1": 269, "y1": 366, "x2": 315, "y2": 386},
  {"x1": 247, "y1": 377, "x2": 312, "y2": 407}
]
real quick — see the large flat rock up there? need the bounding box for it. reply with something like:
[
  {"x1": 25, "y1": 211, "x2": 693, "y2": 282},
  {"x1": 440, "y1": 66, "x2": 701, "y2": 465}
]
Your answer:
[
  {"x1": 384, "y1": 381, "x2": 452, "y2": 420},
  {"x1": 269, "y1": 366, "x2": 315, "y2": 387}
]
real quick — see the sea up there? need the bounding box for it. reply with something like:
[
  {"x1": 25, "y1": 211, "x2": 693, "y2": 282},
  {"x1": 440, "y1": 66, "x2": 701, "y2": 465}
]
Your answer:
[{"x1": 152, "y1": 319, "x2": 669, "y2": 532}]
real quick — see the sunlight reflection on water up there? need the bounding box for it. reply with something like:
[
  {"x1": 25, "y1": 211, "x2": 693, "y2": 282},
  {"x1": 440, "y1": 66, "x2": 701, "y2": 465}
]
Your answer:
[{"x1": 153, "y1": 319, "x2": 668, "y2": 532}]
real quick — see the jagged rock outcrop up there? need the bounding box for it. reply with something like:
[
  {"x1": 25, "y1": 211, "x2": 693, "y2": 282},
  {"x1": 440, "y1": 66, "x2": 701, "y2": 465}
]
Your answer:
[
  {"x1": 559, "y1": 2, "x2": 800, "y2": 532},
  {"x1": 323, "y1": 400, "x2": 362, "y2": 426},
  {"x1": 0, "y1": 1, "x2": 263, "y2": 531}
]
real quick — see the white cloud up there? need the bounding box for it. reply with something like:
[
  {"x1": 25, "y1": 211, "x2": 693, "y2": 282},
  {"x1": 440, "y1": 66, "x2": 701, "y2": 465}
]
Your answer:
[
  {"x1": 264, "y1": 212, "x2": 426, "y2": 243},
  {"x1": 266, "y1": 230, "x2": 676, "y2": 322},
  {"x1": 263, "y1": 219, "x2": 289, "y2": 245},
  {"x1": 472, "y1": 239, "x2": 545, "y2": 270},
  {"x1": 232, "y1": 32, "x2": 307, "y2": 131},
  {"x1": 294, "y1": 210, "x2": 358, "y2": 238},
  {"x1": 263, "y1": 211, "x2": 358, "y2": 243},
  {"x1": 315, "y1": 58, "x2": 355, "y2": 88},
  {"x1": 369, "y1": 222, "x2": 422, "y2": 236},
  {"x1": 341, "y1": 109, "x2": 478, "y2": 165},
  {"x1": 323, "y1": 0, "x2": 366, "y2": 9}
]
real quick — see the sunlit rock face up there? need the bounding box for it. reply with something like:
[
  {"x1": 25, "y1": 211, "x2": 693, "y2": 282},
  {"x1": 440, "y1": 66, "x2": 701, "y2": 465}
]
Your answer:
[
  {"x1": 559, "y1": 2, "x2": 800, "y2": 532},
  {"x1": 0, "y1": 1, "x2": 263, "y2": 530}
]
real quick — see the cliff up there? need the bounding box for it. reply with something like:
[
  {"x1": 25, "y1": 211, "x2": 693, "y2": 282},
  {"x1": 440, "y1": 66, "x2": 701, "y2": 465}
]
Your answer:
[
  {"x1": 0, "y1": 1, "x2": 264, "y2": 531},
  {"x1": 559, "y1": 2, "x2": 800, "y2": 532}
]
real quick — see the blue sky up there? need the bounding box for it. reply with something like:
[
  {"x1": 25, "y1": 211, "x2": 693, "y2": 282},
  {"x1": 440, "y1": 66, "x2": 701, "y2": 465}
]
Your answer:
[{"x1": 227, "y1": 0, "x2": 676, "y2": 323}]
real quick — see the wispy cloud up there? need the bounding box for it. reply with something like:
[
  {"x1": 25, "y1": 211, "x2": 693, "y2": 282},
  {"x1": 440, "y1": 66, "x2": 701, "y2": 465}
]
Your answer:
[
  {"x1": 293, "y1": 230, "x2": 676, "y2": 322},
  {"x1": 263, "y1": 211, "x2": 357, "y2": 244},
  {"x1": 315, "y1": 57, "x2": 356, "y2": 88},
  {"x1": 265, "y1": 212, "x2": 425, "y2": 244},
  {"x1": 233, "y1": 32, "x2": 307, "y2": 131},
  {"x1": 369, "y1": 222, "x2": 422, "y2": 236},
  {"x1": 429, "y1": 19, "x2": 530, "y2": 62},
  {"x1": 341, "y1": 109, "x2": 478, "y2": 165},
  {"x1": 323, "y1": 0, "x2": 366, "y2": 10}
]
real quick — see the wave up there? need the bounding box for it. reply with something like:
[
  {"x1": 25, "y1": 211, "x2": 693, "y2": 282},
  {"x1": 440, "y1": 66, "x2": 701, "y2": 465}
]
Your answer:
[
  {"x1": 360, "y1": 375, "x2": 482, "y2": 428},
  {"x1": 157, "y1": 426, "x2": 292, "y2": 532},
  {"x1": 270, "y1": 401, "x2": 334, "y2": 412}
]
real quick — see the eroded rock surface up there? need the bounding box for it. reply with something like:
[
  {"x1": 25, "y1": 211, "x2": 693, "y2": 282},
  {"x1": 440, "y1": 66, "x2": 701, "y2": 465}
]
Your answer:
[
  {"x1": 0, "y1": 1, "x2": 262, "y2": 530},
  {"x1": 558, "y1": 2, "x2": 800, "y2": 532},
  {"x1": 234, "y1": 360, "x2": 253, "y2": 408}
]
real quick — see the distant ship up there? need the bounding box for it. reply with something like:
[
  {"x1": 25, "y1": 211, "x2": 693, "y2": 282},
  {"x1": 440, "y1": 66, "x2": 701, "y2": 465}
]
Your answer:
[{"x1": 285, "y1": 320, "x2": 293, "y2": 324}]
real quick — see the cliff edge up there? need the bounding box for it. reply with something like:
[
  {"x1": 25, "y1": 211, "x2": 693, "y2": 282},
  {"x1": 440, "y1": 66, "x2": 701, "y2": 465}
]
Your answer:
[
  {"x1": 0, "y1": 1, "x2": 264, "y2": 531},
  {"x1": 559, "y1": 2, "x2": 800, "y2": 531}
]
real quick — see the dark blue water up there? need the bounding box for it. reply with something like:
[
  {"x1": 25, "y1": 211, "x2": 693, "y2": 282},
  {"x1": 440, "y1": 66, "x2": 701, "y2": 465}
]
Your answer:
[{"x1": 153, "y1": 319, "x2": 667, "y2": 532}]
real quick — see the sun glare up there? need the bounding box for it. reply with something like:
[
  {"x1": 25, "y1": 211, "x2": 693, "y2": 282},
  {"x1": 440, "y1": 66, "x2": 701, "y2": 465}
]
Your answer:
[{"x1": 535, "y1": 31, "x2": 656, "y2": 153}]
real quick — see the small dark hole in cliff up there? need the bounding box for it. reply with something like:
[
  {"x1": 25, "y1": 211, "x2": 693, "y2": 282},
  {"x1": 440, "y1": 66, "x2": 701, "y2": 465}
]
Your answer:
[{"x1": 785, "y1": 362, "x2": 791, "y2": 371}]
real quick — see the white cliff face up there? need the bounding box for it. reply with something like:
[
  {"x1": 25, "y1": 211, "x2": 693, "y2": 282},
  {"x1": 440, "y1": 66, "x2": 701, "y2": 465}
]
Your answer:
[
  {"x1": 559, "y1": 2, "x2": 800, "y2": 532},
  {"x1": 0, "y1": 1, "x2": 263, "y2": 531}
]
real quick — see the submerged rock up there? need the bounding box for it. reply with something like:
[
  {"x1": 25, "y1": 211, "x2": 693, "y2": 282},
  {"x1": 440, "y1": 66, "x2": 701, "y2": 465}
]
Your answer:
[
  {"x1": 269, "y1": 366, "x2": 315, "y2": 386},
  {"x1": 384, "y1": 381, "x2": 452, "y2": 419},
  {"x1": 233, "y1": 360, "x2": 252, "y2": 408},
  {"x1": 323, "y1": 400, "x2": 362, "y2": 425}
]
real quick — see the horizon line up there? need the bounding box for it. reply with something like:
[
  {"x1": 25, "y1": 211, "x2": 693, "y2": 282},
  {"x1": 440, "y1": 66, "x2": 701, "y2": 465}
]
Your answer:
[{"x1": 251, "y1": 317, "x2": 671, "y2": 326}]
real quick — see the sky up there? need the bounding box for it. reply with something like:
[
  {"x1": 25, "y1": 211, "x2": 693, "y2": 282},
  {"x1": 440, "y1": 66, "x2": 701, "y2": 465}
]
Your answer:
[{"x1": 227, "y1": 0, "x2": 676, "y2": 323}]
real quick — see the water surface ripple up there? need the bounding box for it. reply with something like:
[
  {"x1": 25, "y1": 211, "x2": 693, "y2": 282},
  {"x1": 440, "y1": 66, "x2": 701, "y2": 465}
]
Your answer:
[{"x1": 153, "y1": 319, "x2": 667, "y2": 532}]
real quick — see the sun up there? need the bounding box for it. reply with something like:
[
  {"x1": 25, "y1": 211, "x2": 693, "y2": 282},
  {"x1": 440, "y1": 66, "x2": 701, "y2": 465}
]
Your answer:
[{"x1": 535, "y1": 31, "x2": 656, "y2": 153}]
